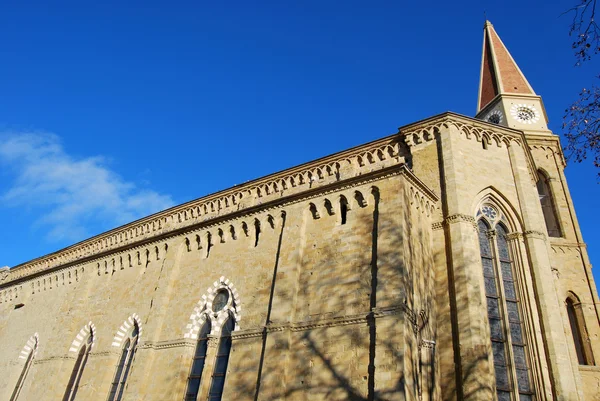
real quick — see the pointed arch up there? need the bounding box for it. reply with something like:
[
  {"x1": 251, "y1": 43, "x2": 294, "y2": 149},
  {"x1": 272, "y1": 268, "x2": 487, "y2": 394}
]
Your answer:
[
  {"x1": 64, "y1": 322, "x2": 95, "y2": 401},
  {"x1": 108, "y1": 319, "x2": 140, "y2": 401},
  {"x1": 183, "y1": 277, "x2": 241, "y2": 340},
  {"x1": 111, "y1": 314, "x2": 143, "y2": 348},
  {"x1": 9, "y1": 333, "x2": 38, "y2": 401},
  {"x1": 472, "y1": 186, "x2": 523, "y2": 233},
  {"x1": 566, "y1": 292, "x2": 595, "y2": 365}
]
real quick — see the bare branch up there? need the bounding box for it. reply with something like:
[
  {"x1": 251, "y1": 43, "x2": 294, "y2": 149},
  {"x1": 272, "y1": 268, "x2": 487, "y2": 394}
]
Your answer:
[
  {"x1": 563, "y1": 0, "x2": 600, "y2": 64},
  {"x1": 563, "y1": 76, "x2": 600, "y2": 178}
]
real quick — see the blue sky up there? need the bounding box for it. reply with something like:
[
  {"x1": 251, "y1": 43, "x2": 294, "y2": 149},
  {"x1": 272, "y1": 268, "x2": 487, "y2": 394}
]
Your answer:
[{"x1": 1, "y1": 1, "x2": 598, "y2": 290}]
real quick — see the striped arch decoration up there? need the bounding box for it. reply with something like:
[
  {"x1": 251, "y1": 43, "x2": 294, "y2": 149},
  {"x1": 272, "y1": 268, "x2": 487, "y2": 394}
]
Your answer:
[
  {"x1": 184, "y1": 276, "x2": 241, "y2": 339},
  {"x1": 111, "y1": 314, "x2": 143, "y2": 347},
  {"x1": 18, "y1": 333, "x2": 39, "y2": 360},
  {"x1": 68, "y1": 322, "x2": 96, "y2": 353}
]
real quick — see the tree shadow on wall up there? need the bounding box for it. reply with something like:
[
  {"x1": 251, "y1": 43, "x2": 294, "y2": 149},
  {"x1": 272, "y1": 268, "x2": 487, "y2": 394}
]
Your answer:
[{"x1": 229, "y1": 186, "x2": 492, "y2": 401}]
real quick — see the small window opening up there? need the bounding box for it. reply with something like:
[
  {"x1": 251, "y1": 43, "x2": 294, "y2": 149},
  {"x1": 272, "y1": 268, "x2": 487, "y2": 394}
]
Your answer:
[
  {"x1": 482, "y1": 139, "x2": 488, "y2": 150},
  {"x1": 14, "y1": 303, "x2": 24, "y2": 310}
]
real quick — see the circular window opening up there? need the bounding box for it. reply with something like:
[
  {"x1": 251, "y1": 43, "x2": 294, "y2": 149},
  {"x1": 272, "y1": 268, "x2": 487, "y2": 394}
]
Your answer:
[{"x1": 212, "y1": 290, "x2": 229, "y2": 312}]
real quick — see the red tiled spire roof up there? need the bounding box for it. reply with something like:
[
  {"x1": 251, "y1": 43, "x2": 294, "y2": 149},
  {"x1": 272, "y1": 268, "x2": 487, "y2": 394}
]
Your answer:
[{"x1": 477, "y1": 21, "x2": 535, "y2": 112}]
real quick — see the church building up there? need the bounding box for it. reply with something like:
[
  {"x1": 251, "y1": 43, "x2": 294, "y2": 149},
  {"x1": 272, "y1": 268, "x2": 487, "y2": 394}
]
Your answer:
[{"x1": 0, "y1": 21, "x2": 598, "y2": 401}]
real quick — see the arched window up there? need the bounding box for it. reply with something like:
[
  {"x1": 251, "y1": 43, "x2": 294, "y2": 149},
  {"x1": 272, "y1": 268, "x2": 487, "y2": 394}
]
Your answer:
[
  {"x1": 10, "y1": 336, "x2": 38, "y2": 401},
  {"x1": 108, "y1": 323, "x2": 139, "y2": 401},
  {"x1": 207, "y1": 316, "x2": 234, "y2": 401},
  {"x1": 536, "y1": 170, "x2": 561, "y2": 237},
  {"x1": 477, "y1": 210, "x2": 534, "y2": 401},
  {"x1": 566, "y1": 294, "x2": 595, "y2": 365},
  {"x1": 63, "y1": 333, "x2": 93, "y2": 401},
  {"x1": 185, "y1": 319, "x2": 211, "y2": 401}
]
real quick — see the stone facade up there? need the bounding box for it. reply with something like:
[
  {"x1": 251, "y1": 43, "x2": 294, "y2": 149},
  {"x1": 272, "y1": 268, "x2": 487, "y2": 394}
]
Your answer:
[{"x1": 0, "y1": 21, "x2": 599, "y2": 401}]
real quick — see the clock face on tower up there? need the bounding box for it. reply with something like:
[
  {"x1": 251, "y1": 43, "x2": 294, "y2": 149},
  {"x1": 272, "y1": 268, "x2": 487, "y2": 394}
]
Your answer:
[{"x1": 510, "y1": 104, "x2": 540, "y2": 124}]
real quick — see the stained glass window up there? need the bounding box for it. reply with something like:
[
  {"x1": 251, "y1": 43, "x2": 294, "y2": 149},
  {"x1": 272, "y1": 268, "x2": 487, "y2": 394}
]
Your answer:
[
  {"x1": 208, "y1": 316, "x2": 234, "y2": 401},
  {"x1": 10, "y1": 337, "x2": 37, "y2": 401},
  {"x1": 63, "y1": 333, "x2": 93, "y2": 401},
  {"x1": 108, "y1": 323, "x2": 139, "y2": 401},
  {"x1": 478, "y1": 218, "x2": 534, "y2": 400},
  {"x1": 185, "y1": 320, "x2": 211, "y2": 401}
]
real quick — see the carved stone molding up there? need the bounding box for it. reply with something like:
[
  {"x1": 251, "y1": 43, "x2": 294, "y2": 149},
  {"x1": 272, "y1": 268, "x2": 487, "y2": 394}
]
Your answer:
[
  {"x1": 139, "y1": 338, "x2": 196, "y2": 350},
  {"x1": 523, "y1": 230, "x2": 547, "y2": 241},
  {"x1": 432, "y1": 213, "x2": 477, "y2": 231}
]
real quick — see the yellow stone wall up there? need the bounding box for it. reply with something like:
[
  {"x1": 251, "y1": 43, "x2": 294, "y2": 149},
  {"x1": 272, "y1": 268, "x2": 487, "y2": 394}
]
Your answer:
[{"x1": 0, "y1": 138, "x2": 437, "y2": 401}]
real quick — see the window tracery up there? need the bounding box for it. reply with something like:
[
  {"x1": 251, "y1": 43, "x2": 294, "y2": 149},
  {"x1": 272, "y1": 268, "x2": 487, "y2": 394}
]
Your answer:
[
  {"x1": 185, "y1": 279, "x2": 239, "y2": 401},
  {"x1": 477, "y1": 204, "x2": 534, "y2": 400}
]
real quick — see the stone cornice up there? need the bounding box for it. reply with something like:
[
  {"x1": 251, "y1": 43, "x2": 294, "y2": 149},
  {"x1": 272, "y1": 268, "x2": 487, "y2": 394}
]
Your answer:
[
  {"x1": 2, "y1": 154, "x2": 437, "y2": 288},
  {"x1": 399, "y1": 112, "x2": 540, "y2": 183},
  {"x1": 399, "y1": 112, "x2": 528, "y2": 147}
]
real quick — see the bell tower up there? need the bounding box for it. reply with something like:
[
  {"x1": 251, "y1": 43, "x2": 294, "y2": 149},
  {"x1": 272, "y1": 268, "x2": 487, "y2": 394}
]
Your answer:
[{"x1": 476, "y1": 21, "x2": 550, "y2": 133}]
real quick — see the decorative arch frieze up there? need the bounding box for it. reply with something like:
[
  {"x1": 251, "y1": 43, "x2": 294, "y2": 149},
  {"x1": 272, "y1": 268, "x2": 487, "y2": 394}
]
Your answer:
[
  {"x1": 184, "y1": 276, "x2": 241, "y2": 340},
  {"x1": 111, "y1": 314, "x2": 143, "y2": 347},
  {"x1": 68, "y1": 322, "x2": 96, "y2": 353}
]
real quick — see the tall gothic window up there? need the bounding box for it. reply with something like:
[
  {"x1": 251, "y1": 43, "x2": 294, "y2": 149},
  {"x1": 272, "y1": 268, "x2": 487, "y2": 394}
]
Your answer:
[
  {"x1": 566, "y1": 294, "x2": 595, "y2": 365},
  {"x1": 536, "y1": 170, "x2": 561, "y2": 238},
  {"x1": 10, "y1": 336, "x2": 38, "y2": 401},
  {"x1": 185, "y1": 319, "x2": 211, "y2": 401},
  {"x1": 63, "y1": 333, "x2": 93, "y2": 401},
  {"x1": 207, "y1": 316, "x2": 234, "y2": 401},
  {"x1": 108, "y1": 323, "x2": 139, "y2": 401},
  {"x1": 478, "y1": 209, "x2": 534, "y2": 401}
]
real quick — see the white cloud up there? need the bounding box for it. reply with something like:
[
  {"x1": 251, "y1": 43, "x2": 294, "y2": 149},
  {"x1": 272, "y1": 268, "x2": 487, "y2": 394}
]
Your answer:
[{"x1": 0, "y1": 132, "x2": 175, "y2": 241}]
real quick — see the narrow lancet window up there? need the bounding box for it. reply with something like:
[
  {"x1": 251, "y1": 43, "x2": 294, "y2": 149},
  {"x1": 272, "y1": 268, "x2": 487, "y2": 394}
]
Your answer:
[
  {"x1": 10, "y1": 336, "x2": 37, "y2": 401},
  {"x1": 566, "y1": 294, "x2": 594, "y2": 365},
  {"x1": 108, "y1": 323, "x2": 139, "y2": 401},
  {"x1": 478, "y1": 215, "x2": 534, "y2": 401},
  {"x1": 185, "y1": 320, "x2": 211, "y2": 401},
  {"x1": 536, "y1": 170, "x2": 561, "y2": 237},
  {"x1": 208, "y1": 316, "x2": 234, "y2": 401},
  {"x1": 63, "y1": 333, "x2": 93, "y2": 401}
]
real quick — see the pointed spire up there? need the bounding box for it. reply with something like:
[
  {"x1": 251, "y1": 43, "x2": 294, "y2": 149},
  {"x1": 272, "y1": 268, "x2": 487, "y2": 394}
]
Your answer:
[{"x1": 477, "y1": 21, "x2": 536, "y2": 112}]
